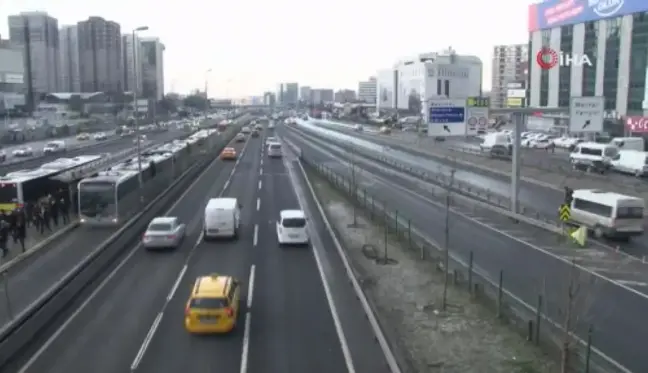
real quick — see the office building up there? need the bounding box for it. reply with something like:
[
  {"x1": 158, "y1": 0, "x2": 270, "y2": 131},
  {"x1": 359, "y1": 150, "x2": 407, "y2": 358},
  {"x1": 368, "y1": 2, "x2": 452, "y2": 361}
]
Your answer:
[
  {"x1": 393, "y1": 49, "x2": 483, "y2": 112},
  {"x1": 357, "y1": 76, "x2": 377, "y2": 103},
  {"x1": 311, "y1": 88, "x2": 334, "y2": 104},
  {"x1": 334, "y1": 89, "x2": 356, "y2": 102},
  {"x1": 122, "y1": 34, "x2": 143, "y2": 95},
  {"x1": 300, "y1": 86, "x2": 311, "y2": 103},
  {"x1": 8, "y1": 11, "x2": 60, "y2": 107},
  {"x1": 0, "y1": 38, "x2": 27, "y2": 112},
  {"x1": 491, "y1": 44, "x2": 528, "y2": 109},
  {"x1": 140, "y1": 37, "x2": 165, "y2": 100},
  {"x1": 77, "y1": 16, "x2": 123, "y2": 92},
  {"x1": 376, "y1": 68, "x2": 397, "y2": 110},
  {"x1": 263, "y1": 92, "x2": 276, "y2": 106},
  {"x1": 528, "y1": 1, "x2": 648, "y2": 116},
  {"x1": 58, "y1": 25, "x2": 81, "y2": 92}
]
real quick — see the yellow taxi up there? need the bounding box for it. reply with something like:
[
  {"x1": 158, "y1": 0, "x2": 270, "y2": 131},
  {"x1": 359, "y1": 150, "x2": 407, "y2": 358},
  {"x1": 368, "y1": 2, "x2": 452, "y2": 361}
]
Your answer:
[
  {"x1": 220, "y1": 147, "x2": 237, "y2": 160},
  {"x1": 185, "y1": 274, "x2": 241, "y2": 334}
]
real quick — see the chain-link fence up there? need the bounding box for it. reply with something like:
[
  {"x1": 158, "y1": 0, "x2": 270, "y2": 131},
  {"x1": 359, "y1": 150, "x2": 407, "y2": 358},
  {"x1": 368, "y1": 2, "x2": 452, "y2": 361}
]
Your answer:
[{"x1": 299, "y1": 153, "x2": 625, "y2": 373}]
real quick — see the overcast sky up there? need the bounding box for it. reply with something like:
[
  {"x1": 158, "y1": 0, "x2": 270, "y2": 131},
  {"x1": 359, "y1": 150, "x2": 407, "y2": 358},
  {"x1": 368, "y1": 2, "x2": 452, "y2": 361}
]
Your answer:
[{"x1": 1, "y1": 0, "x2": 531, "y2": 98}]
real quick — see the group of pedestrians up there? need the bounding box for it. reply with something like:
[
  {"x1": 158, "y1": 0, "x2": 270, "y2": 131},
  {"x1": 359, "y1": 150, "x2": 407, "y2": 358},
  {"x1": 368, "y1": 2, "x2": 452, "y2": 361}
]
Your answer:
[{"x1": 0, "y1": 193, "x2": 71, "y2": 258}]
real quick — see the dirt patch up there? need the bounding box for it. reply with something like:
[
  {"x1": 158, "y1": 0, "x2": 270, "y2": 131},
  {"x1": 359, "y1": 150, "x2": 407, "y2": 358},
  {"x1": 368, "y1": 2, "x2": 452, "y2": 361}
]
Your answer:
[{"x1": 308, "y1": 170, "x2": 558, "y2": 373}]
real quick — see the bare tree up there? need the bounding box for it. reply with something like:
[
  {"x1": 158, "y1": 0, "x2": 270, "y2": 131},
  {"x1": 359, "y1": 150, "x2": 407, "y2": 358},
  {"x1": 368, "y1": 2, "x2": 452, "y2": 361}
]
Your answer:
[{"x1": 559, "y1": 259, "x2": 597, "y2": 373}]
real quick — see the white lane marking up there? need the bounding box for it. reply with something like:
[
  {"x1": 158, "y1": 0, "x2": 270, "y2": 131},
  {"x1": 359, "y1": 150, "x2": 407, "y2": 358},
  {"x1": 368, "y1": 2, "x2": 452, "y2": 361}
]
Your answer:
[
  {"x1": 258, "y1": 180, "x2": 262, "y2": 190},
  {"x1": 131, "y1": 312, "x2": 163, "y2": 371},
  {"x1": 259, "y1": 167, "x2": 263, "y2": 176},
  {"x1": 253, "y1": 224, "x2": 258, "y2": 247},
  {"x1": 17, "y1": 136, "x2": 246, "y2": 373},
  {"x1": 247, "y1": 265, "x2": 255, "y2": 309},
  {"x1": 260, "y1": 158, "x2": 264, "y2": 167},
  {"x1": 239, "y1": 313, "x2": 252, "y2": 373},
  {"x1": 284, "y1": 157, "x2": 356, "y2": 373},
  {"x1": 224, "y1": 180, "x2": 230, "y2": 190},
  {"x1": 131, "y1": 137, "x2": 255, "y2": 371},
  {"x1": 256, "y1": 197, "x2": 261, "y2": 211},
  {"x1": 167, "y1": 264, "x2": 187, "y2": 301}
]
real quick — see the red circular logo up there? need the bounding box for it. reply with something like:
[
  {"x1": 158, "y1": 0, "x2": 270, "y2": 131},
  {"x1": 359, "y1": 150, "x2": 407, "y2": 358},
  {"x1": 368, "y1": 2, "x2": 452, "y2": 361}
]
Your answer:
[{"x1": 536, "y1": 48, "x2": 559, "y2": 69}]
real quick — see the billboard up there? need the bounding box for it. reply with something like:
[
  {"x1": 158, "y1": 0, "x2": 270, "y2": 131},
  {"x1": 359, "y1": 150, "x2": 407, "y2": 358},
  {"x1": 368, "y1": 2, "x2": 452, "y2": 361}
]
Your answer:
[
  {"x1": 507, "y1": 98, "x2": 524, "y2": 107},
  {"x1": 528, "y1": 0, "x2": 648, "y2": 32},
  {"x1": 507, "y1": 89, "x2": 526, "y2": 98},
  {"x1": 625, "y1": 116, "x2": 648, "y2": 133}
]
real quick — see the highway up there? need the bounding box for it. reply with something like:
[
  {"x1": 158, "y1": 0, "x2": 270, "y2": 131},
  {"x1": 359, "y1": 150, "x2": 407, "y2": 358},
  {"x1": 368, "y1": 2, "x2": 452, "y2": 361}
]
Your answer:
[
  {"x1": 302, "y1": 120, "x2": 648, "y2": 259},
  {"x1": 0, "y1": 128, "x2": 201, "y2": 328},
  {"x1": 11, "y1": 125, "x2": 390, "y2": 373},
  {"x1": 280, "y1": 124, "x2": 648, "y2": 373}
]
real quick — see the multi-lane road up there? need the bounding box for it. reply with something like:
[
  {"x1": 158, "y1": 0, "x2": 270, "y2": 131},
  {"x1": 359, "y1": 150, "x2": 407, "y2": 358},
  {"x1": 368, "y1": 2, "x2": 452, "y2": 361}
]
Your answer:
[
  {"x1": 0, "y1": 129, "x2": 200, "y2": 328},
  {"x1": 9, "y1": 126, "x2": 391, "y2": 373},
  {"x1": 283, "y1": 120, "x2": 648, "y2": 373}
]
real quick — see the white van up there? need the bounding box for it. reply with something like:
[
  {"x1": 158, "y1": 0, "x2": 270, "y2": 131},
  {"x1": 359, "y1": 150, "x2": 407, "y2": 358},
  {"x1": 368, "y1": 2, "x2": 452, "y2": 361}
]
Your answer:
[
  {"x1": 480, "y1": 133, "x2": 511, "y2": 155},
  {"x1": 569, "y1": 142, "x2": 618, "y2": 171},
  {"x1": 276, "y1": 209, "x2": 309, "y2": 245},
  {"x1": 267, "y1": 142, "x2": 282, "y2": 158},
  {"x1": 610, "y1": 150, "x2": 648, "y2": 177},
  {"x1": 568, "y1": 189, "x2": 644, "y2": 239},
  {"x1": 610, "y1": 137, "x2": 644, "y2": 151},
  {"x1": 203, "y1": 198, "x2": 241, "y2": 240},
  {"x1": 43, "y1": 140, "x2": 67, "y2": 154}
]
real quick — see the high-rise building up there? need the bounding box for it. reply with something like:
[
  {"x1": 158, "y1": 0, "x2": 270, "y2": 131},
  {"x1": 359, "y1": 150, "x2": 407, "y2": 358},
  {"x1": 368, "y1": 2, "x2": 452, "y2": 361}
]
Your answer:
[
  {"x1": 8, "y1": 11, "x2": 59, "y2": 107},
  {"x1": 334, "y1": 89, "x2": 356, "y2": 102},
  {"x1": 58, "y1": 25, "x2": 81, "y2": 92},
  {"x1": 491, "y1": 44, "x2": 528, "y2": 109},
  {"x1": 122, "y1": 34, "x2": 143, "y2": 95},
  {"x1": 311, "y1": 88, "x2": 334, "y2": 104},
  {"x1": 528, "y1": 1, "x2": 648, "y2": 118},
  {"x1": 77, "y1": 16, "x2": 123, "y2": 92},
  {"x1": 0, "y1": 38, "x2": 27, "y2": 112},
  {"x1": 376, "y1": 68, "x2": 397, "y2": 110},
  {"x1": 358, "y1": 76, "x2": 377, "y2": 103},
  {"x1": 263, "y1": 91, "x2": 276, "y2": 106},
  {"x1": 284, "y1": 83, "x2": 299, "y2": 105},
  {"x1": 140, "y1": 37, "x2": 165, "y2": 100},
  {"x1": 300, "y1": 86, "x2": 311, "y2": 103}
]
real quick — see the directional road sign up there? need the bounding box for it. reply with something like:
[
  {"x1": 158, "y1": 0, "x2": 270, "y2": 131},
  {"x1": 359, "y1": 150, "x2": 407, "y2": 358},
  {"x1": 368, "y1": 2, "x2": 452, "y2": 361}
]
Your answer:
[
  {"x1": 559, "y1": 204, "x2": 571, "y2": 221},
  {"x1": 426, "y1": 98, "x2": 467, "y2": 136},
  {"x1": 569, "y1": 96, "x2": 604, "y2": 133}
]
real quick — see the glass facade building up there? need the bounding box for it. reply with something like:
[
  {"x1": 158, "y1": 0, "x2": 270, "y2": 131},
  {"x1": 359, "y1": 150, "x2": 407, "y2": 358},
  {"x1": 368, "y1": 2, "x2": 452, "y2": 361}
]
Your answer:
[{"x1": 528, "y1": 3, "x2": 648, "y2": 117}]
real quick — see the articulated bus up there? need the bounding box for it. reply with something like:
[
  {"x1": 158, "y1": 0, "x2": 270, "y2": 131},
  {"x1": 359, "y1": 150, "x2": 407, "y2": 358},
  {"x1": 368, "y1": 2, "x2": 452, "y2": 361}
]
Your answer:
[{"x1": 0, "y1": 155, "x2": 102, "y2": 211}]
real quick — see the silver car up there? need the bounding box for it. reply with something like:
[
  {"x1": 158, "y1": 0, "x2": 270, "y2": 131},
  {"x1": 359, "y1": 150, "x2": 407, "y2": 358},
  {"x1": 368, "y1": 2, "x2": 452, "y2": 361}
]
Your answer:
[{"x1": 142, "y1": 217, "x2": 186, "y2": 250}]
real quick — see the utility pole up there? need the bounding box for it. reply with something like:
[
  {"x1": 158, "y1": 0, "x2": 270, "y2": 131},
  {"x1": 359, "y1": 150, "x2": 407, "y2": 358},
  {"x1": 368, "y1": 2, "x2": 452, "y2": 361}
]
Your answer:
[
  {"x1": 131, "y1": 25, "x2": 149, "y2": 198},
  {"x1": 511, "y1": 113, "x2": 522, "y2": 214},
  {"x1": 442, "y1": 168, "x2": 456, "y2": 311}
]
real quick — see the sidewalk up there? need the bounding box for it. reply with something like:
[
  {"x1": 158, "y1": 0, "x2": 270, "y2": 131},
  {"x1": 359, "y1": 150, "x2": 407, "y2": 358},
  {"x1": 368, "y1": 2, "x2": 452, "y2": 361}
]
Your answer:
[{"x1": 0, "y1": 219, "x2": 78, "y2": 272}]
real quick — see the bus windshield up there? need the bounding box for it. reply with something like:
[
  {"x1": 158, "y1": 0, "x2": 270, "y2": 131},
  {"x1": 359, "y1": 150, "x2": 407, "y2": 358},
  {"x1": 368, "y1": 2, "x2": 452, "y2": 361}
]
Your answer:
[
  {"x1": 79, "y1": 183, "x2": 116, "y2": 218},
  {"x1": 0, "y1": 183, "x2": 18, "y2": 205}
]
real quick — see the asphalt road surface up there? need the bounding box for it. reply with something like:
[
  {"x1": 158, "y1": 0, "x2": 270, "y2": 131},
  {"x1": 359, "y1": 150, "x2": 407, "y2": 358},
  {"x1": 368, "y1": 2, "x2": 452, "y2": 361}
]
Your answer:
[
  {"x1": 0, "y1": 129, "x2": 198, "y2": 328},
  {"x1": 11, "y1": 128, "x2": 390, "y2": 373},
  {"x1": 303, "y1": 121, "x2": 648, "y2": 259},
  {"x1": 281, "y1": 124, "x2": 648, "y2": 373}
]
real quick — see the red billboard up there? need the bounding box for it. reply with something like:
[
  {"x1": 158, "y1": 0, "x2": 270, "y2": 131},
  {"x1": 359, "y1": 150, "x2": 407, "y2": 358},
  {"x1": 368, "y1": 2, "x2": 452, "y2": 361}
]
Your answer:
[{"x1": 625, "y1": 116, "x2": 648, "y2": 133}]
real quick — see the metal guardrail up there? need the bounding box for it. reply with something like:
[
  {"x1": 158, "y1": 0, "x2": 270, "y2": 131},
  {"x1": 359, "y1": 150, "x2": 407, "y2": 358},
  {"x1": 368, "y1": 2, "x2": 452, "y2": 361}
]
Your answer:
[{"x1": 0, "y1": 114, "x2": 252, "y2": 368}]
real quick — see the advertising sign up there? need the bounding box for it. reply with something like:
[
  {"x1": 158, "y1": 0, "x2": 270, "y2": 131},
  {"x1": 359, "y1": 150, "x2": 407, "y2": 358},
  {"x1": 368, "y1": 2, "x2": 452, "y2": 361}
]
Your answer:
[
  {"x1": 528, "y1": 0, "x2": 647, "y2": 32},
  {"x1": 1, "y1": 74, "x2": 23, "y2": 84},
  {"x1": 507, "y1": 89, "x2": 526, "y2": 98},
  {"x1": 569, "y1": 96, "x2": 604, "y2": 133},
  {"x1": 625, "y1": 116, "x2": 648, "y2": 133},
  {"x1": 506, "y1": 82, "x2": 525, "y2": 89},
  {"x1": 426, "y1": 99, "x2": 466, "y2": 136},
  {"x1": 507, "y1": 98, "x2": 524, "y2": 107},
  {"x1": 466, "y1": 107, "x2": 489, "y2": 136}
]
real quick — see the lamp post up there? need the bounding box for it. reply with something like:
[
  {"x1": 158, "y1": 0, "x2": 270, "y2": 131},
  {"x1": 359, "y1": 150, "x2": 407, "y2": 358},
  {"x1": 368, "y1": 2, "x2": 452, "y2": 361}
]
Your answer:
[
  {"x1": 204, "y1": 68, "x2": 212, "y2": 126},
  {"x1": 132, "y1": 25, "x2": 149, "y2": 195}
]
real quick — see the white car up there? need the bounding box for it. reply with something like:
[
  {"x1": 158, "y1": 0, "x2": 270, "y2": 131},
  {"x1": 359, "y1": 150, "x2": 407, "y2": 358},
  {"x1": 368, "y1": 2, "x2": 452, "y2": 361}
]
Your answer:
[
  {"x1": 12, "y1": 146, "x2": 33, "y2": 157},
  {"x1": 76, "y1": 133, "x2": 90, "y2": 141},
  {"x1": 354, "y1": 124, "x2": 364, "y2": 132},
  {"x1": 268, "y1": 122, "x2": 276, "y2": 129},
  {"x1": 530, "y1": 138, "x2": 554, "y2": 149},
  {"x1": 133, "y1": 135, "x2": 147, "y2": 144},
  {"x1": 93, "y1": 132, "x2": 107, "y2": 141},
  {"x1": 142, "y1": 217, "x2": 186, "y2": 250},
  {"x1": 43, "y1": 141, "x2": 66, "y2": 154},
  {"x1": 266, "y1": 136, "x2": 278, "y2": 145},
  {"x1": 276, "y1": 209, "x2": 309, "y2": 246}
]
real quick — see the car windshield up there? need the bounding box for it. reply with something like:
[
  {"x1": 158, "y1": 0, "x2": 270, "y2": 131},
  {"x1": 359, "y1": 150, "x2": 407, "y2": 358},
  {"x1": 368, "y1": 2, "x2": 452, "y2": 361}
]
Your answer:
[
  {"x1": 270, "y1": 144, "x2": 281, "y2": 150},
  {"x1": 46, "y1": 142, "x2": 59, "y2": 147},
  {"x1": 148, "y1": 223, "x2": 173, "y2": 231},
  {"x1": 282, "y1": 217, "x2": 306, "y2": 228},
  {"x1": 189, "y1": 297, "x2": 229, "y2": 309}
]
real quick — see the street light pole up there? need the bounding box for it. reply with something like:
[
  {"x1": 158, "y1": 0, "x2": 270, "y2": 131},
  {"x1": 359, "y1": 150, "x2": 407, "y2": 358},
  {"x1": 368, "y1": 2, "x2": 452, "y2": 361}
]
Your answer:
[
  {"x1": 132, "y1": 26, "x2": 149, "y2": 196},
  {"x1": 204, "y1": 68, "x2": 212, "y2": 126}
]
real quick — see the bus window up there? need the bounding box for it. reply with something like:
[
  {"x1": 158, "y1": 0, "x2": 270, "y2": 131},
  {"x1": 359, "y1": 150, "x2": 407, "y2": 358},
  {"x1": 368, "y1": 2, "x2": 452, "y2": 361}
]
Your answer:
[
  {"x1": 79, "y1": 183, "x2": 116, "y2": 218},
  {"x1": 0, "y1": 183, "x2": 18, "y2": 204}
]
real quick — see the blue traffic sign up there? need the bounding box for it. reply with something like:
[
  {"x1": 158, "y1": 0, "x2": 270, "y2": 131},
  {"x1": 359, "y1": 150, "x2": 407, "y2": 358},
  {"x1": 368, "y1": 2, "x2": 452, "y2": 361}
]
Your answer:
[{"x1": 428, "y1": 107, "x2": 465, "y2": 123}]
